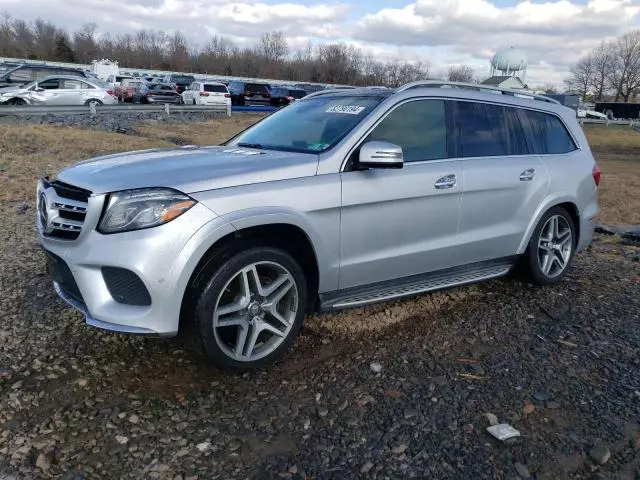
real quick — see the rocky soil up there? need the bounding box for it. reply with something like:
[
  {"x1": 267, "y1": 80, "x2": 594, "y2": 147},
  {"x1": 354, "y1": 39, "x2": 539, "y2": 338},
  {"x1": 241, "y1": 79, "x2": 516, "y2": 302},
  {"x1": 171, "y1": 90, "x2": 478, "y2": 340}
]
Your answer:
[
  {"x1": 1, "y1": 199, "x2": 639, "y2": 479},
  {"x1": 0, "y1": 110, "x2": 229, "y2": 134}
]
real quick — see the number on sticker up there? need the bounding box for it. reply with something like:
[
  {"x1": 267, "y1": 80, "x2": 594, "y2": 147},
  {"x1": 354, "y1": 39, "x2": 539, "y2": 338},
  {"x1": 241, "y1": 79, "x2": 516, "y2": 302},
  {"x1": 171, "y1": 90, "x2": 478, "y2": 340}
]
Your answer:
[{"x1": 326, "y1": 105, "x2": 366, "y2": 115}]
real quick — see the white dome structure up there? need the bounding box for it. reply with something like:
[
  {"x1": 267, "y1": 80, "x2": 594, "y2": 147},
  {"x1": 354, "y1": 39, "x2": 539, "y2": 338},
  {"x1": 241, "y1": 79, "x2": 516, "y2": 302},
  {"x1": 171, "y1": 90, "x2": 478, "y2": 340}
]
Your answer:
[{"x1": 490, "y1": 47, "x2": 528, "y2": 81}]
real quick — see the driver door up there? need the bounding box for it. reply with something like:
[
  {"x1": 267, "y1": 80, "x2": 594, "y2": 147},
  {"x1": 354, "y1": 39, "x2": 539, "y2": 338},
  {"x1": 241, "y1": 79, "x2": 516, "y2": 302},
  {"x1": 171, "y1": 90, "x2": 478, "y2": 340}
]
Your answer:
[{"x1": 339, "y1": 99, "x2": 463, "y2": 289}]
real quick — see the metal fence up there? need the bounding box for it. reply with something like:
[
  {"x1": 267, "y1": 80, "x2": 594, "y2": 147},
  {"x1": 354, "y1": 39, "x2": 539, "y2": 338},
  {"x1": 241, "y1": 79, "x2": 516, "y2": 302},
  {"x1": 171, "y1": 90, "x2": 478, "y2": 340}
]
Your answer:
[{"x1": 0, "y1": 103, "x2": 231, "y2": 117}]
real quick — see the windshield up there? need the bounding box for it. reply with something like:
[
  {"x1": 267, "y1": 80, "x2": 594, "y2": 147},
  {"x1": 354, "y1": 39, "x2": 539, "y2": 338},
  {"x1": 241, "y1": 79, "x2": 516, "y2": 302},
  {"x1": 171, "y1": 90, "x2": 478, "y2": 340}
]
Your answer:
[{"x1": 226, "y1": 95, "x2": 383, "y2": 154}]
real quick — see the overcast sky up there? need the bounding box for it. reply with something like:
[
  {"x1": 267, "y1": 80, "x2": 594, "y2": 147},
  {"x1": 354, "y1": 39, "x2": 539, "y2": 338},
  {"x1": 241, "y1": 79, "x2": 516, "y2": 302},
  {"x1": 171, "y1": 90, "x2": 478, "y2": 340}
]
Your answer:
[{"x1": 1, "y1": 0, "x2": 640, "y2": 86}]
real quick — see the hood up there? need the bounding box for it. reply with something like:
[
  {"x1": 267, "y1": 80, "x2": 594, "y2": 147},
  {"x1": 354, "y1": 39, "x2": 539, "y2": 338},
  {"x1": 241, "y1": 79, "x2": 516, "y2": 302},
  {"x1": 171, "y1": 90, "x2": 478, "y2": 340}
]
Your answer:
[
  {"x1": 0, "y1": 85, "x2": 23, "y2": 95},
  {"x1": 56, "y1": 145, "x2": 319, "y2": 195}
]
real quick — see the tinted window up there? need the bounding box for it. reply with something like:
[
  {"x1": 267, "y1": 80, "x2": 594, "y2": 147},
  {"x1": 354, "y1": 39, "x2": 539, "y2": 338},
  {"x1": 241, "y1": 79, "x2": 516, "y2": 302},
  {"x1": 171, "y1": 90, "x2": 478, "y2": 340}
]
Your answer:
[
  {"x1": 248, "y1": 83, "x2": 269, "y2": 95},
  {"x1": 159, "y1": 85, "x2": 174, "y2": 91},
  {"x1": 364, "y1": 100, "x2": 447, "y2": 162},
  {"x1": 271, "y1": 88, "x2": 285, "y2": 96},
  {"x1": 172, "y1": 75, "x2": 195, "y2": 84},
  {"x1": 451, "y1": 101, "x2": 529, "y2": 157},
  {"x1": 8, "y1": 68, "x2": 34, "y2": 83},
  {"x1": 38, "y1": 78, "x2": 60, "y2": 90},
  {"x1": 228, "y1": 95, "x2": 382, "y2": 154},
  {"x1": 289, "y1": 89, "x2": 307, "y2": 99},
  {"x1": 518, "y1": 109, "x2": 577, "y2": 154},
  {"x1": 203, "y1": 84, "x2": 227, "y2": 93}
]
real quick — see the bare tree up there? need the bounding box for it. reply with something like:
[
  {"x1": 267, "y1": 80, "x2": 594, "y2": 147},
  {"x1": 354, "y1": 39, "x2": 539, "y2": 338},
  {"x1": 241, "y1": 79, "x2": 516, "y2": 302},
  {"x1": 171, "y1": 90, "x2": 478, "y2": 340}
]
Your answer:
[
  {"x1": 565, "y1": 54, "x2": 594, "y2": 99},
  {"x1": 590, "y1": 42, "x2": 614, "y2": 100},
  {"x1": 608, "y1": 30, "x2": 640, "y2": 101},
  {"x1": 447, "y1": 65, "x2": 474, "y2": 83}
]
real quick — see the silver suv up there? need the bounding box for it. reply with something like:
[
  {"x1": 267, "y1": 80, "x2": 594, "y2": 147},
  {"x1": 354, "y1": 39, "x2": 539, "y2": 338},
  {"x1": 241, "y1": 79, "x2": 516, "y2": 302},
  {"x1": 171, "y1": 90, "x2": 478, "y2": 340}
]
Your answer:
[{"x1": 37, "y1": 81, "x2": 600, "y2": 371}]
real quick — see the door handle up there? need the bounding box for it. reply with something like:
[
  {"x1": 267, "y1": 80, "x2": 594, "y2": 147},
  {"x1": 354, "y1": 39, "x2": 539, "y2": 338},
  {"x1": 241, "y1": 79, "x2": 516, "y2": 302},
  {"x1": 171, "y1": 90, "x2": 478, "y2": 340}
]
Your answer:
[
  {"x1": 519, "y1": 168, "x2": 536, "y2": 181},
  {"x1": 434, "y1": 174, "x2": 457, "y2": 189}
]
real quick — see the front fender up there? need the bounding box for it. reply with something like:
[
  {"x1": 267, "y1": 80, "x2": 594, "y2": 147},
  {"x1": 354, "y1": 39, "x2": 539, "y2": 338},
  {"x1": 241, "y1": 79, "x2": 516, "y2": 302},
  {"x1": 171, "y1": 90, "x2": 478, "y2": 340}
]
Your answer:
[
  {"x1": 222, "y1": 206, "x2": 339, "y2": 292},
  {"x1": 516, "y1": 193, "x2": 580, "y2": 254}
]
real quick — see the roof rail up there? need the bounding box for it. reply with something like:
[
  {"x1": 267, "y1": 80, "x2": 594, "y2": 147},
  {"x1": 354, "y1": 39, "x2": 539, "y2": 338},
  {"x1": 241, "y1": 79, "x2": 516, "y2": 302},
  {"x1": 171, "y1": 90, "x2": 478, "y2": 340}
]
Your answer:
[
  {"x1": 396, "y1": 80, "x2": 561, "y2": 105},
  {"x1": 303, "y1": 89, "x2": 349, "y2": 99}
]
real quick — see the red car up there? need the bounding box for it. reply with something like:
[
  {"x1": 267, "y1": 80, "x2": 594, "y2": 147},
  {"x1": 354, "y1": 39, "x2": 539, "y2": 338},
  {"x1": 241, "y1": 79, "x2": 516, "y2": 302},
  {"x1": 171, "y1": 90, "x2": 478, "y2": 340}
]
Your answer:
[{"x1": 116, "y1": 79, "x2": 143, "y2": 103}]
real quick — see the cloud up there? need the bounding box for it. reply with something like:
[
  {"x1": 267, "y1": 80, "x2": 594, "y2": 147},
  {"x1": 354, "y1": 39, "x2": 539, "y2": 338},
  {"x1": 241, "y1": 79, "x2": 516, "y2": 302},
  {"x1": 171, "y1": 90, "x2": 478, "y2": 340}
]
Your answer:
[
  {"x1": 353, "y1": 0, "x2": 640, "y2": 84},
  {"x1": 1, "y1": 0, "x2": 640, "y2": 86}
]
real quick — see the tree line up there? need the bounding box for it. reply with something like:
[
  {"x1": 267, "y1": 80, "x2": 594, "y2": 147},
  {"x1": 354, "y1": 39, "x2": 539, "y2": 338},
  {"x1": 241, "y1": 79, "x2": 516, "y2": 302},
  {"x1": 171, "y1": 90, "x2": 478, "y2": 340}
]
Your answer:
[
  {"x1": 565, "y1": 30, "x2": 640, "y2": 102},
  {"x1": 0, "y1": 15, "x2": 443, "y2": 87}
]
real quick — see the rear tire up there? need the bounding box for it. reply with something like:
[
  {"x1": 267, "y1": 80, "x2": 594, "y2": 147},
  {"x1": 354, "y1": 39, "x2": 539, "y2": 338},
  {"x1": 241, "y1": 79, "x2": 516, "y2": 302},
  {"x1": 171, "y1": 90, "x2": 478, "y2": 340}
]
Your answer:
[
  {"x1": 85, "y1": 99, "x2": 103, "y2": 106},
  {"x1": 193, "y1": 246, "x2": 307, "y2": 372},
  {"x1": 519, "y1": 206, "x2": 576, "y2": 285}
]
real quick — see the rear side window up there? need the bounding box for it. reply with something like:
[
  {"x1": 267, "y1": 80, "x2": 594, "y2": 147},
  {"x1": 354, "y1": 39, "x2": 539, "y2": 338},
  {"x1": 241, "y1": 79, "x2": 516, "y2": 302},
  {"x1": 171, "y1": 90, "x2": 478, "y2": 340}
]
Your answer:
[
  {"x1": 365, "y1": 99, "x2": 448, "y2": 163},
  {"x1": 451, "y1": 101, "x2": 529, "y2": 157},
  {"x1": 518, "y1": 109, "x2": 577, "y2": 154},
  {"x1": 203, "y1": 84, "x2": 227, "y2": 93}
]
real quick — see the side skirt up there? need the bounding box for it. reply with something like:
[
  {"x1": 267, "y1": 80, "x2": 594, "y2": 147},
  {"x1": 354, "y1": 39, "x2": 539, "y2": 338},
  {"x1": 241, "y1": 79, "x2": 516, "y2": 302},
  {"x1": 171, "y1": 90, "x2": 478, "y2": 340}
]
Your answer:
[{"x1": 318, "y1": 257, "x2": 518, "y2": 311}]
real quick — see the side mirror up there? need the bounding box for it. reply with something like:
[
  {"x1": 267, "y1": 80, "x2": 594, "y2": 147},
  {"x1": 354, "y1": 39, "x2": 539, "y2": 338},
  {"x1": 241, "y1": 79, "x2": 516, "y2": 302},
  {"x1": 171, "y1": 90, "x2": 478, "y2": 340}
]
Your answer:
[
  {"x1": 34, "y1": 87, "x2": 44, "y2": 92},
  {"x1": 358, "y1": 141, "x2": 404, "y2": 169}
]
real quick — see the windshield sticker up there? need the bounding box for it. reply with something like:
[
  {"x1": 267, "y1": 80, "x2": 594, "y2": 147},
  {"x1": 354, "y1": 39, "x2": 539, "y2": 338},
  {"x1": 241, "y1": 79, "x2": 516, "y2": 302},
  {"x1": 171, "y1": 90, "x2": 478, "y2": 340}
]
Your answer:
[
  {"x1": 308, "y1": 143, "x2": 329, "y2": 151},
  {"x1": 326, "y1": 105, "x2": 366, "y2": 115}
]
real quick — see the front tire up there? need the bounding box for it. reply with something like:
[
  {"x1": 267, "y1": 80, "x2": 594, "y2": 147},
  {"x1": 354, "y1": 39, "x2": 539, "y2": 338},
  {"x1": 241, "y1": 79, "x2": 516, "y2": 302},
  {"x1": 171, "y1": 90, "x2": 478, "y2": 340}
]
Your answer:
[
  {"x1": 195, "y1": 247, "x2": 307, "y2": 371},
  {"x1": 520, "y1": 206, "x2": 576, "y2": 285}
]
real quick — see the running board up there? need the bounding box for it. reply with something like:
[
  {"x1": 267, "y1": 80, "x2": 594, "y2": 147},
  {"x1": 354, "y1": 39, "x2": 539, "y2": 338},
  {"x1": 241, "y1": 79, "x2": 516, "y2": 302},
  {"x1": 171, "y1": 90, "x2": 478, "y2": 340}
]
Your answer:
[{"x1": 319, "y1": 258, "x2": 515, "y2": 311}]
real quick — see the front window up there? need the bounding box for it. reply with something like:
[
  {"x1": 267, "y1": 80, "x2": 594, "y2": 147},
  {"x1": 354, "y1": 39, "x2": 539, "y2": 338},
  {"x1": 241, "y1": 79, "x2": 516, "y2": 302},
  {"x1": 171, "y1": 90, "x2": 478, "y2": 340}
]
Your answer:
[{"x1": 226, "y1": 95, "x2": 383, "y2": 154}]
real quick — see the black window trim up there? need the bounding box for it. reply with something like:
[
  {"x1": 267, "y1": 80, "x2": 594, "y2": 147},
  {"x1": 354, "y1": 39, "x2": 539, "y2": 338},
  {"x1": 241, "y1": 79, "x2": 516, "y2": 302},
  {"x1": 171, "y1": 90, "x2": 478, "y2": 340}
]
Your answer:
[{"x1": 340, "y1": 95, "x2": 581, "y2": 172}]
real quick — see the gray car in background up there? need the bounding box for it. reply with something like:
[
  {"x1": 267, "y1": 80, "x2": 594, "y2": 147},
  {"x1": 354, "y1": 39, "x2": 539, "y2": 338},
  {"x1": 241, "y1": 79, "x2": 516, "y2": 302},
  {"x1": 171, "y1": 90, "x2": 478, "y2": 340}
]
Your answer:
[
  {"x1": 0, "y1": 75, "x2": 118, "y2": 106},
  {"x1": 37, "y1": 81, "x2": 600, "y2": 371}
]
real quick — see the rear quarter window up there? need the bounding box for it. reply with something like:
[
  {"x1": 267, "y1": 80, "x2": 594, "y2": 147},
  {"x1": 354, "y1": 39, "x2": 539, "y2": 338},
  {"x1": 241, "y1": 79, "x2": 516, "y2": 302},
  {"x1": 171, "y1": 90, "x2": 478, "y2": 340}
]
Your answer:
[{"x1": 518, "y1": 109, "x2": 577, "y2": 154}]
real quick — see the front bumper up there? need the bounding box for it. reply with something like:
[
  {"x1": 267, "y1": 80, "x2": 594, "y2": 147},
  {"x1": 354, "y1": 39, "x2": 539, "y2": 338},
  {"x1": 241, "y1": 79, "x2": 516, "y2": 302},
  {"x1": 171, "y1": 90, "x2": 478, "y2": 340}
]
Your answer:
[{"x1": 37, "y1": 180, "x2": 233, "y2": 336}]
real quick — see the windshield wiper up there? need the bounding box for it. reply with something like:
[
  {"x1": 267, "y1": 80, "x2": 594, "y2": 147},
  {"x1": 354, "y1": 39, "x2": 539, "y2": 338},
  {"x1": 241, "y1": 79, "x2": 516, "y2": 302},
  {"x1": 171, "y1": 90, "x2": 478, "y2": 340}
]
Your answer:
[{"x1": 237, "y1": 142, "x2": 265, "y2": 149}]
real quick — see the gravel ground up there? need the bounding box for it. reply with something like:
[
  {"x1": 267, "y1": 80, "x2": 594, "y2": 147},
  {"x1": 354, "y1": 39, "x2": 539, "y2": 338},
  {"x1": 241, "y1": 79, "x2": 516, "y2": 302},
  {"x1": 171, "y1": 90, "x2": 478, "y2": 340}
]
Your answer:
[{"x1": 0, "y1": 123, "x2": 639, "y2": 479}]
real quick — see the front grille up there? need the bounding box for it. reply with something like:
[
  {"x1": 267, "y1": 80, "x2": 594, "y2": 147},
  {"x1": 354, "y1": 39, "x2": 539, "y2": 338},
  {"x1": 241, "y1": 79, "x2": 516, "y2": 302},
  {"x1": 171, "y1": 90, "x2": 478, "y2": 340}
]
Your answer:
[
  {"x1": 45, "y1": 250, "x2": 84, "y2": 304},
  {"x1": 40, "y1": 178, "x2": 91, "y2": 241},
  {"x1": 102, "y1": 267, "x2": 152, "y2": 306}
]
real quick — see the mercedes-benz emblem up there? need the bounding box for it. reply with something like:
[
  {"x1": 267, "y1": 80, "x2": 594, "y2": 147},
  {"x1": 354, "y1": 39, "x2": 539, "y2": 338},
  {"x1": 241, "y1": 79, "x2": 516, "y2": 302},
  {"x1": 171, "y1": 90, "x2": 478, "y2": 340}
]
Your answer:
[{"x1": 39, "y1": 192, "x2": 48, "y2": 230}]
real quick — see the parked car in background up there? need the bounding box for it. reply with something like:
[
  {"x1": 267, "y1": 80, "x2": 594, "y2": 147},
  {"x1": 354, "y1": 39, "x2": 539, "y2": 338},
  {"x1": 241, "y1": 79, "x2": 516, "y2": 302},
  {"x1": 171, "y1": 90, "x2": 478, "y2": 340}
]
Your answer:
[
  {"x1": 0, "y1": 64, "x2": 93, "y2": 88},
  {"x1": 294, "y1": 83, "x2": 325, "y2": 94},
  {"x1": 162, "y1": 74, "x2": 196, "y2": 94},
  {"x1": 132, "y1": 83, "x2": 181, "y2": 104},
  {"x1": 0, "y1": 75, "x2": 117, "y2": 106},
  {"x1": 115, "y1": 78, "x2": 143, "y2": 103},
  {"x1": 269, "y1": 86, "x2": 307, "y2": 106},
  {"x1": 36, "y1": 81, "x2": 599, "y2": 371},
  {"x1": 105, "y1": 75, "x2": 133, "y2": 89},
  {"x1": 181, "y1": 82, "x2": 231, "y2": 109},
  {"x1": 228, "y1": 81, "x2": 272, "y2": 106}
]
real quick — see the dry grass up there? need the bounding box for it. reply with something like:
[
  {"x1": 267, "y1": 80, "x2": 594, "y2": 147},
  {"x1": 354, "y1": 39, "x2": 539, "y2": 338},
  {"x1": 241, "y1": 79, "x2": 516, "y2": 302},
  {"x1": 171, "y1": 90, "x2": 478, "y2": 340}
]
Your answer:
[
  {"x1": 0, "y1": 118, "x2": 638, "y2": 225},
  {"x1": 583, "y1": 125, "x2": 640, "y2": 224}
]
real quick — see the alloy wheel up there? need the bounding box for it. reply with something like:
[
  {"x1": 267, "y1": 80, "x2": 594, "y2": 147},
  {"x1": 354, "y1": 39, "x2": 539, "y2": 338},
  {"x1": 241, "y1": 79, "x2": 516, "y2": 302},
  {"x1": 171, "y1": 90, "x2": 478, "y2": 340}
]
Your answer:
[
  {"x1": 212, "y1": 261, "x2": 299, "y2": 362},
  {"x1": 537, "y1": 214, "x2": 573, "y2": 278}
]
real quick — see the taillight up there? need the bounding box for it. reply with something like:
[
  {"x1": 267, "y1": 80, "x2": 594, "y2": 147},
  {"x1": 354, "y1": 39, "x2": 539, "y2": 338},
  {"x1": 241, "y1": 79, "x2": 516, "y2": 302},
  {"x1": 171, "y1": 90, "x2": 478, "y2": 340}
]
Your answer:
[
  {"x1": 106, "y1": 89, "x2": 114, "y2": 96},
  {"x1": 592, "y1": 164, "x2": 601, "y2": 187},
  {"x1": 224, "y1": 93, "x2": 231, "y2": 98},
  {"x1": 199, "y1": 92, "x2": 209, "y2": 97}
]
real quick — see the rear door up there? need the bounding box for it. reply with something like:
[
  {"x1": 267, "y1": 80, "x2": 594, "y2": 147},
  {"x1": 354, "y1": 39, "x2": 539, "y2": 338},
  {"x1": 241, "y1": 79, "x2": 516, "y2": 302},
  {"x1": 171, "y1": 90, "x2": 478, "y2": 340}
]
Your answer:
[
  {"x1": 203, "y1": 84, "x2": 228, "y2": 104},
  {"x1": 452, "y1": 101, "x2": 549, "y2": 265}
]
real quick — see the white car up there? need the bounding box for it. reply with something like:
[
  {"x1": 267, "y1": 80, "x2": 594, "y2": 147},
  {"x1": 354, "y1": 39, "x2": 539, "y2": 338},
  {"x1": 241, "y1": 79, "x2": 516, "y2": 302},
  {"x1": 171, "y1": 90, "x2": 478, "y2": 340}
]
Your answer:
[
  {"x1": 0, "y1": 75, "x2": 118, "y2": 106},
  {"x1": 182, "y1": 82, "x2": 231, "y2": 115}
]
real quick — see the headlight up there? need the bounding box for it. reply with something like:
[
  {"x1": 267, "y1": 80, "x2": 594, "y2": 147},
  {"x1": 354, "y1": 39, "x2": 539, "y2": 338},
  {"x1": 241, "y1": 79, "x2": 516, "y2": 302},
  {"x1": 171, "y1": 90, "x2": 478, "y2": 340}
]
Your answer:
[{"x1": 97, "y1": 188, "x2": 196, "y2": 234}]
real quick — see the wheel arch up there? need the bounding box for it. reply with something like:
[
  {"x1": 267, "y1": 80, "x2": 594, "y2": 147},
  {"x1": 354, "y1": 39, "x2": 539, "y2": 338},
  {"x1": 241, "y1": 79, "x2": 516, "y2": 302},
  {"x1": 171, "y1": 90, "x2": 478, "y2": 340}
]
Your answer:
[
  {"x1": 517, "y1": 195, "x2": 581, "y2": 254},
  {"x1": 179, "y1": 220, "x2": 321, "y2": 333}
]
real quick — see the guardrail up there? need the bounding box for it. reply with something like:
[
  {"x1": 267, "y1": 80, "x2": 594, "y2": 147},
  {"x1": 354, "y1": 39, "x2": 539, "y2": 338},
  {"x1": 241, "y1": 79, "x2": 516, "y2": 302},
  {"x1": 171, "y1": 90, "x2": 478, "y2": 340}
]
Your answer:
[
  {"x1": 0, "y1": 104, "x2": 231, "y2": 116},
  {"x1": 579, "y1": 118, "x2": 639, "y2": 126}
]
